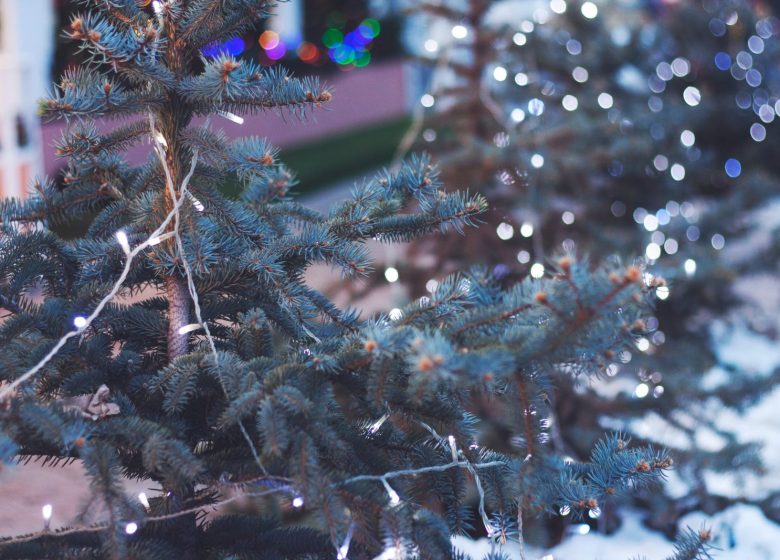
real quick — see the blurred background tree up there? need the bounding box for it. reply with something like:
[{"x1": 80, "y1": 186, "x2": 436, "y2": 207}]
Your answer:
[{"x1": 398, "y1": 0, "x2": 780, "y2": 544}]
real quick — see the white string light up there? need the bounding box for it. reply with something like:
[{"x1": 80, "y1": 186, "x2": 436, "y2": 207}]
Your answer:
[
  {"x1": 149, "y1": 115, "x2": 267, "y2": 475},
  {"x1": 177, "y1": 323, "x2": 202, "y2": 335},
  {"x1": 381, "y1": 478, "x2": 401, "y2": 506},
  {"x1": 115, "y1": 230, "x2": 131, "y2": 254},
  {"x1": 0, "y1": 219, "x2": 180, "y2": 399},
  {"x1": 12, "y1": 437, "x2": 508, "y2": 546},
  {"x1": 369, "y1": 413, "x2": 390, "y2": 434},
  {"x1": 217, "y1": 110, "x2": 245, "y2": 125},
  {"x1": 42, "y1": 504, "x2": 52, "y2": 530},
  {"x1": 336, "y1": 521, "x2": 355, "y2": 560}
]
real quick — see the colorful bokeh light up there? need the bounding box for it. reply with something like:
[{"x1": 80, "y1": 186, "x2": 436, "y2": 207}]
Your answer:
[
  {"x1": 297, "y1": 42, "x2": 320, "y2": 63},
  {"x1": 257, "y1": 16, "x2": 380, "y2": 68},
  {"x1": 321, "y1": 18, "x2": 381, "y2": 68},
  {"x1": 201, "y1": 36, "x2": 245, "y2": 58},
  {"x1": 259, "y1": 30, "x2": 280, "y2": 50},
  {"x1": 358, "y1": 18, "x2": 381, "y2": 39},
  {"x1": 323, "y1": 28, "x2": 344, "y2": 49},
  {"x1": 265, "y1": 42, "x2": 287, "y2": 61}
]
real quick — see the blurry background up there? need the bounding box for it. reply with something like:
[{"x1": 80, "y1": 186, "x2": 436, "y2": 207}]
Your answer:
[{"x1": 2, "y1": 0, "x2": 780, "y2": 558}]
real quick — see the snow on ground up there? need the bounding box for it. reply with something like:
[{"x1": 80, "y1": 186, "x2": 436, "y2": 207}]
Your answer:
[{"x1": 453, "y1": 504, "x2": 780, "y2": 559}]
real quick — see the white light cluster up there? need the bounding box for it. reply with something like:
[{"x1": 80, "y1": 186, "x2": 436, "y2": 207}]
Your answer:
[
  {"x1": 581, "y1": 1, "x2": 598, "y2": 19},
  {"x1": 451, "y1": 24, "x2": 468, "y2": 39},
  {"x1": 384, "y1": 267, "x2": 399, "y2": 283},
  {"x1": 493, "y1": 66, "x2": 508, "y2": 82},
  {"x1": 496, "y1": 222, "x2": 515, "y2": 240},
  {"x1": 562, "y1": 94, "x2": 579, "y2": 111}
]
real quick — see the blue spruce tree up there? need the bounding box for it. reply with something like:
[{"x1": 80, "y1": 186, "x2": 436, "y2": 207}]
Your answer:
[{"x1": 0, "y1": 1, "x2": 711, "y2": 559}]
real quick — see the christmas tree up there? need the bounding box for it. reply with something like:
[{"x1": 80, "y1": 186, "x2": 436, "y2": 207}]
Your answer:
[
  {"x1": 403, "y1": 0, "x2": 780, "y2": 539},
  {"x1": 0, "y1": 0, "x2": 713, "y2": 558}
]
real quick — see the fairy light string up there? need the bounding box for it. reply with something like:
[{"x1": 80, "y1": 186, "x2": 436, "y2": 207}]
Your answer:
[{"x1": 148, "y1": 114, "x2": 267, "y2": 474}]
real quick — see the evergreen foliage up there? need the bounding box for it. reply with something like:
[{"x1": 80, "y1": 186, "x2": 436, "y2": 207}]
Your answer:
[
  {"x1": 404, "y1": 0, "x2": 780, "y2": 541},
  {"x1": 0, "y1": 1, "x2": 710, "y2": 559}
]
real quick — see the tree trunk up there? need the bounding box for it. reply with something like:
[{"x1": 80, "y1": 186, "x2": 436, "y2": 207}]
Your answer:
[{"x1": 166, "y1": 274, "x2": 190, "y2": 360}]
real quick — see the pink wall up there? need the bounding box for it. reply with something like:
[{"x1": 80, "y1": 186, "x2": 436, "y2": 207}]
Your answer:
[{"x1": 41, "y1": 60, "x2": 409, "y2": 177}]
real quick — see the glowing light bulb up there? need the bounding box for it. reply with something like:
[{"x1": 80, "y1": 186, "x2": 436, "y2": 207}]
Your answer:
[
  {"x1": 645, "y1": 243, "x2": 661, "y2": 260},
  {"x1": 684, "y1": 258, "x2": 697, "y2": 276},
  {"x1": 369, "y1": 413, "x2": 389, "y2": 434},
  {"x1": 387, "y1": 488, "x2": 400, "y2": 505},
  {"x1": 384, "y1": 267, "x2": 399, "y2": 283},
  {"x1": 138, "y1": 492, "x2": 150, "y2": 510},
  {"x1": 530, "y1": 263, "x2": 545, "y2": 278},
  {"x1": 683, "y1": 86, "x2": 701, "y2": 106},
  {"x1": 581, "y1": 2, "x2": 598, "y2": 19},
  {"x1": 520, "y1": 222, "x2": 534, "y2": 237},
  {"x1": 635, "y1": 383, "x2": 650, "y2": 398},
  {"x1": 530, "y1": 154, "x2": 545, "y2": 168},
  {"x1": 177, "y1": 323, "x2": 202, "y2": 335},
  {"x1": 388, "y1": 308, "x2": 403, "y2": 321},
  {"x1": 420, "y1": 94, "x2": 435, "y2": 108},
  {"x1": 153, "y1": 130, "x2": 167, "y2": 147},
  {"x1": 74, "y1": 316, "x2": 88, "y2": 329},
  {"x1": 528, "y1": 97, "x2": 544, "y2": 115},
  {"x1": 451, "y1": 25, "x2": 468, "y2": 39},
  {"x1": 496, "y1": 222, "x2": 514, "y2": 240},
  {"x1": 562, "y1": 94, "x2": 578, "y2": 111},
  {"x1": 575, "y1": 523, "x2": 591, "y2": 535},
  {"x1": 572, "y1": 66, "x2": 588, "y2": 83},
  {"x1": 217, "y1": 110, "x2": 244, "y2": 125},
  {"x1": 125, "y1": 522, "x2": 138, "y2": 535},
  {"x1": 188, "y1": 193, "x2": 205, "y2": 212},
  {"x1": 656, "y1": 286, "x2": 670, "y2": 300},
  {"x1": 292, "y1": 496, "x2": 304, "y2": 508},
  {"x1": 424, "y1": 39, "x2": 439, "y2": 53},
  {"x1": 550, "y1": 0, "x2": 567, "y2": 13},
  {"x1": 680, "y1": 130, "x2": 695, "y2": 147},
  {"x1": 447, "y1": 435, "x2": 458, "y2": 461},
  {"x1": 493, "y1": 66, "x2": 508, "y2": 82},
  {"x1": 670, "y1": 163, "x2": 686, "y2": 181},
  {"x1": 42, "y1": 504, "x2": 53, "y2": 521},
  {"x1": 116, "y1": 230, "x2": 130, "y2": 254}
]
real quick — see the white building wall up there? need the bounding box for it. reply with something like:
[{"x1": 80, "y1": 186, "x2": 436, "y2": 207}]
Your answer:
[{"x1": 0, "y1": 0, "x2": 54, "y2": 199}]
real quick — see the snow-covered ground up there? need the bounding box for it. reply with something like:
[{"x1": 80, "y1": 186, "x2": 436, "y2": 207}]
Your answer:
[{"x1": 454, "y1": 504, "x2": 780, "y2": 559}]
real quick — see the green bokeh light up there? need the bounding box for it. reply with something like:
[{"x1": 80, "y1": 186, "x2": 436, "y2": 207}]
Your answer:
[{"x1": 322, "y1": 28, "x2": 344, "y2": 48}]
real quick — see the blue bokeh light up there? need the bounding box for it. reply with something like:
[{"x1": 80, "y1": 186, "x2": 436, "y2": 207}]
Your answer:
[
  {"x1": 714, "y1": 52, "x2": 731, "y2": 71},
  {"x1": 725, "y1": 158, "x2": 742, "y2": 178}
]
